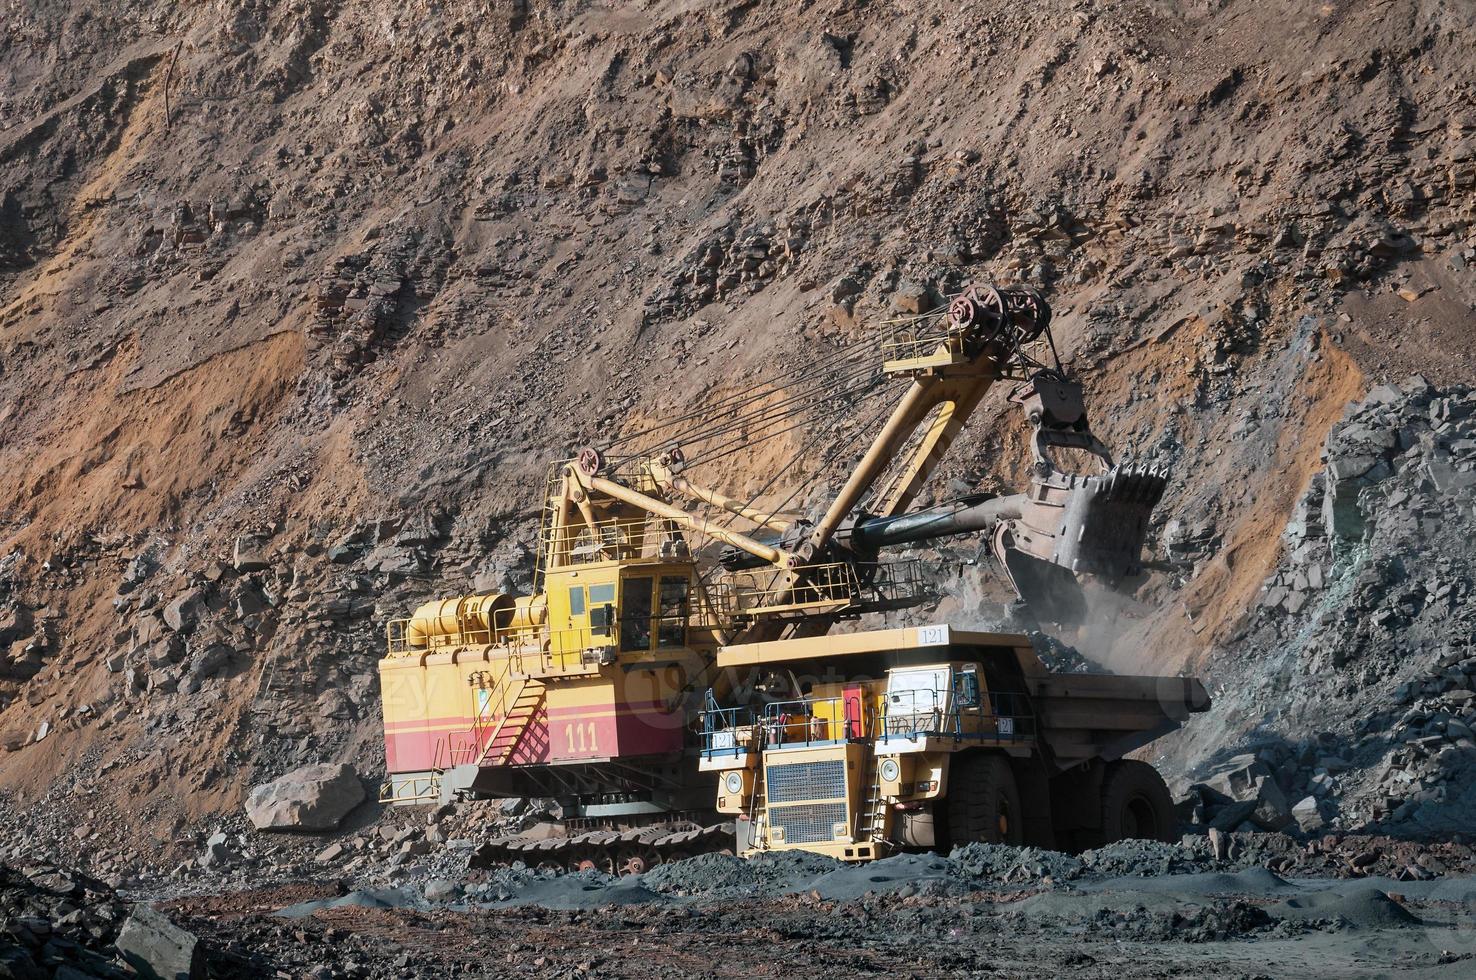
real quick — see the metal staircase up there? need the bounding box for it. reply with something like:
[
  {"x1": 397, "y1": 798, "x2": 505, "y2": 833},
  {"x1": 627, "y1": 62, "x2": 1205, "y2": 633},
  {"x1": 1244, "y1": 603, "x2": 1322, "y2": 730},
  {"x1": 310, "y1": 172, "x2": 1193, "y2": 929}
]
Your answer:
[{"x1": 476, "y1": 676, "x2": 546, "y2": 767}]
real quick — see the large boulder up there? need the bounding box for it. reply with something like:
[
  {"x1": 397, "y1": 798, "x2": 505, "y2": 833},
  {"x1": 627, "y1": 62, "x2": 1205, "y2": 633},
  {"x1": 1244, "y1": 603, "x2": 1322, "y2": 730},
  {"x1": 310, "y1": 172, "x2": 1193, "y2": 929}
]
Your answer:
[
  {"x1": 1201, "y1": 753, "x2": 1272, "y2": 800},
  {"x1": 245, "y1": 763, "x2": 365, "y2": 831},
  {"x1": 115, "y1": 904, "x2": 204, "y2": 980}
]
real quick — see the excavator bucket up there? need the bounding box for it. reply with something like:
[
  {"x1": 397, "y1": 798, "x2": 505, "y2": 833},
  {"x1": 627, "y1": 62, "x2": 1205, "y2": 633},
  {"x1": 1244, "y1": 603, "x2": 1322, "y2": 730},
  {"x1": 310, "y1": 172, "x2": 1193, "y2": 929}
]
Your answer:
[
  {"x1": 993, "y1": 462, "x2": 1168, "y2": 627},
  {"x1": 1051, "y1": 462, "x2": 1169, "y2": 580}
]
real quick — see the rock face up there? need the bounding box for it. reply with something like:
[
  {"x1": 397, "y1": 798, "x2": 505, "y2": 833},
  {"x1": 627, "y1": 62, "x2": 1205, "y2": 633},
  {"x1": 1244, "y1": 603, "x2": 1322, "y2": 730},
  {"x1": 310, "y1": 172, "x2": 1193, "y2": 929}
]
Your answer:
[
  {"x1": 115, "y1": 904, "x2": 204, "y2": 980},
  {"x1": 245, "y1": 763, "x2": 365, "y2": 831},
  {"x1": 1175, "y1": 379, "x2": 1476, "y2": 836}
]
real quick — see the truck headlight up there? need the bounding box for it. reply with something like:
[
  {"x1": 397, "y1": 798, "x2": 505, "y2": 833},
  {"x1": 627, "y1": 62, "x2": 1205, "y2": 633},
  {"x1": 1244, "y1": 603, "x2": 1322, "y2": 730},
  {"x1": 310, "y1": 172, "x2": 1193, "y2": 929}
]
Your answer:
[
  {"x1": 880, "y1": 758, "x2": 900, "y2": 782},
  {"x1": 724, "y1": 771, "x2": 744, "y2": 795}
]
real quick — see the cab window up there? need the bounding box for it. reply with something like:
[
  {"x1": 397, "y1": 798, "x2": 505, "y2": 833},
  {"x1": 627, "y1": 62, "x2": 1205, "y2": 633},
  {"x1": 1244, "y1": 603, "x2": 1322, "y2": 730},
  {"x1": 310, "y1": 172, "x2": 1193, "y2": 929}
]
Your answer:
[
  {"x1": 568, "y1": 587, "x2": 586, "y2": 616},
  {"x1": 588, "y1": 583, "x2": 615, "y2": 633},
  {"x1": 620, "y1": 576, "x2": 653, "y2": 651},
  {"x1": 657, "y1": 576, "x2": 690, "y2": 648},
  {"x1": 956, "y1": 668, "x2": 981, "y2": 708}
]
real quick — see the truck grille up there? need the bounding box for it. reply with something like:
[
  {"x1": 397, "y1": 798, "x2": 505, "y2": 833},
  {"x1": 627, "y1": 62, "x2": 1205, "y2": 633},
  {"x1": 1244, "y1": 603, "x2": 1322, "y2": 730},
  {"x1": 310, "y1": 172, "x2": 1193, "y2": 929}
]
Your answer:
[
  {"x1": 766, "y1": 759, "x2": 845, "y2": 803},
  {"x1": 770, "y1": 802, "x2": 849, "y2": 844},
  {"x1": 766, "y1": 759, "x2": 849, "y2": 844}
]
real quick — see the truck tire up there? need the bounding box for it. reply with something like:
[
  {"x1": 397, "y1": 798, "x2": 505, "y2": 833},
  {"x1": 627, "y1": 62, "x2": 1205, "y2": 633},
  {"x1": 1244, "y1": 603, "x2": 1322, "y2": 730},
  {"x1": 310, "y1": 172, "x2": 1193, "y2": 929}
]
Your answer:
[
  {"x1": 947, "y1": 753, "x2": 1024, "y2": 846},
  {"x1": 1099, "y1": 760, "x2": 1176, "y2": 844},
  {"x1": 1011, "y1": 756, "x2": 1056, "y2": 849}
]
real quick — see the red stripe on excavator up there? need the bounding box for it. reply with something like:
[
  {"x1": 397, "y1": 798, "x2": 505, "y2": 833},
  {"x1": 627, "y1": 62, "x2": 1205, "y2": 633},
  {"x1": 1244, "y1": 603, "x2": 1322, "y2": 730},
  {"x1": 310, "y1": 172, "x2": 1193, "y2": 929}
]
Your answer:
[
  {"x1": 385, "y1": 710, "x2": 681, "y2": 772},
  {"x1": 385, "y1": 701, "x2": 673, "y2": 731}
]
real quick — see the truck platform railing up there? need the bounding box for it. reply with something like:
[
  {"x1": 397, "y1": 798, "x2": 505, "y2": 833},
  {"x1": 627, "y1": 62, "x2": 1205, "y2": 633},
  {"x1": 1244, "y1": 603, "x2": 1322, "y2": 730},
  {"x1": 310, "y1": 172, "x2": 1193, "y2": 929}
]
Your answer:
[
  {"x1": 759, "y1": 696, "x2": 872, "y2": 748},
  {"x1": 699, "y1": 690, "x2": 878, "y2": 758},
  {"x1": 699, "y1": 697, "x2": 759, "y2": 761}
]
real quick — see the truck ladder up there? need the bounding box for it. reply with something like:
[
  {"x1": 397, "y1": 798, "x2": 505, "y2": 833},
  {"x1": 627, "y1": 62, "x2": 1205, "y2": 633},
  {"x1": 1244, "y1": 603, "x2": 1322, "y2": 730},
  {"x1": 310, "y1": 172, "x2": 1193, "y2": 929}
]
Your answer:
[
  {"x1": 854, "y1": 752, "x2": 889, "y2": 848},
  {"x1": 746, "y1": 759, "x2": 769, "y2": 851}
]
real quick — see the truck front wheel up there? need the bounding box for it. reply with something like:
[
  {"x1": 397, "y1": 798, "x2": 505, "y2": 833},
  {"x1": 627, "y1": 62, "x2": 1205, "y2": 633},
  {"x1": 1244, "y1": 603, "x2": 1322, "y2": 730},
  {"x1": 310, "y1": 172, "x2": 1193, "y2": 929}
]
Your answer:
[
  {"x1": 1099, "y1": 760, "x2": 1176, "y2": 843},
  {"x1": 947, "y1": 753, "x2": 1024, "y2": 846}
]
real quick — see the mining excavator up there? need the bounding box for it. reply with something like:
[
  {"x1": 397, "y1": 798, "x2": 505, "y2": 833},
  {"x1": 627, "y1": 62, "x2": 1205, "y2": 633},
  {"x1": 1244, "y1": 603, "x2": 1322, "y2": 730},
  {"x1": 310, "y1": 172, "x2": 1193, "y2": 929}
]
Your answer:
[{"x1": 378, "y1": 284, "x2": 1208, "y2": 873}]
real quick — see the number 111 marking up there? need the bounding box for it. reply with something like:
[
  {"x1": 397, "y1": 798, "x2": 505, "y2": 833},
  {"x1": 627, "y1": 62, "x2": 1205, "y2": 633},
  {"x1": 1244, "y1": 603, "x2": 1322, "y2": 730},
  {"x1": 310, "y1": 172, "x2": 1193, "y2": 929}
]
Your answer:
[{"x1": 565, "y1": 721, "x2": 599, "y2": 754}]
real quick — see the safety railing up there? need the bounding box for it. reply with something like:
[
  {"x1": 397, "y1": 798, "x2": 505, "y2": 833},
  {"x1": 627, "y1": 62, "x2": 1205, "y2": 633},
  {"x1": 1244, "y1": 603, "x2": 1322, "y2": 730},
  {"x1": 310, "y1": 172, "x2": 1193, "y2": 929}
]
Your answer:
[
  {"x1": 378, "y1": 773, "x2": 441, "y2": 805},
  {"x1": 712, "y1": 559, "x2": 933, "y2": 620},
  {"x1": 699, "y1": 691, "x2": 759, "y2": 760},
  {"x1": 853, "y1": 558, "x2": 935, "y2": 610},
  {"x1": 432, "y1": 730, "x2": 484, "y2": 770},
  {"x1": 878, "y1": 688, "x2": 1035, "y2": 743},
  {"x1": 386, "y1": 614, "x2": 603, "y2": 663},
  {"x1": 468, "y1": 656, "x2": 521, "y2": 753},
  {"x1": 700, "y1": 690, "x2": 879, "y2": 758},
  {"x1": 760, "y1": 696, "x2": 870, "y2": 748},
  {"x1": 541, "y1": 515, "x2": 656, "y2": 566},
  {"x1": 880, "y1": 315, "x2": 971, "y2": 368},
  {"x1": 384, "y1": 601, "x2": 523, "y2": 656},
  {"x1": 716, "y1": 563, "x2": 854, "y2": 615}
]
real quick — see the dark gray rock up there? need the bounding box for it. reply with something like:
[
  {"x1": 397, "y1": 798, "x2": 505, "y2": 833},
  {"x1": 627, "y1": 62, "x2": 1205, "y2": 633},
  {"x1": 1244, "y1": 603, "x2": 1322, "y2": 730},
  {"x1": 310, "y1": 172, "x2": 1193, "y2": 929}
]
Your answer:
[
  {"x1": 115, "y1": 904, "x2": 204, "y2": 980},
  {"x1": 232, "y1": 536, "x2": 270, "y2": 573},
  {"x1": 162, "y1": 591, "x2": 205, "y2": 634}
]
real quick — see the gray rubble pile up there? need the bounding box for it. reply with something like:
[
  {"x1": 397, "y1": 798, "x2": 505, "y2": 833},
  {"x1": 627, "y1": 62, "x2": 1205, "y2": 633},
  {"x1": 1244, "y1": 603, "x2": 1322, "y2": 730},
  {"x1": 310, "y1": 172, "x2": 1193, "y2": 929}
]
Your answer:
[
  {"x1": 0, "y1": 860, "x2": 204, "y2": 980},
  {"x1": 1194, "y1": 376, "x2": 1476, "y2": 837}
]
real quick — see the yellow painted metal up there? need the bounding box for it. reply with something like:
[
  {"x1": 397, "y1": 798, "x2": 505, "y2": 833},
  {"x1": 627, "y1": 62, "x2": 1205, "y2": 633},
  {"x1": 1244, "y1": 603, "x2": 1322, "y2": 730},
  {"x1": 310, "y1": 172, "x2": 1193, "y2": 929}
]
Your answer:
[
  {"x1": 647, "y1": 462, "x2": 792, "y2": 532},
  {"x1": 715, "y1": 562, "x2": 860, "y2": 617},
  {"x1": 808, "y1": 365, "x2": 1002, "y2": 551},
  {"x1": 747, "y1": 742, "x2": 867, "y2": 855},
  {"x1": 544, "y1": 565, "x2": 619, "y2": 668},
  {"x1": 876, "y1": 376, "x2": 993, "y2": 517},
  {"x1": 582, "y1": 473, "x2": 790, "y2": 566},
  {"x1": 403, "y1": 593, "x2": 517, "y2": 649},
  {"x1": 716, "y1": 624, "x2": 1030, "y2": 669},
  {"x1": 808, "y1": 376, "x2": 938, "y2": 552},
  {"x1": 881, "y1": 328, "x2": 973, "y2": 372}
]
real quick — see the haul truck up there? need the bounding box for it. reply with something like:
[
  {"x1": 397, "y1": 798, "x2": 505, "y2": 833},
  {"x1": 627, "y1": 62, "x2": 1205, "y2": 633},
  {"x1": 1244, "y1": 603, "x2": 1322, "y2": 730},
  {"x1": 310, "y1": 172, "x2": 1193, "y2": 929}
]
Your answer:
[{"x1": 378, "y1": 284, "x2": 1208, "y2": 872}]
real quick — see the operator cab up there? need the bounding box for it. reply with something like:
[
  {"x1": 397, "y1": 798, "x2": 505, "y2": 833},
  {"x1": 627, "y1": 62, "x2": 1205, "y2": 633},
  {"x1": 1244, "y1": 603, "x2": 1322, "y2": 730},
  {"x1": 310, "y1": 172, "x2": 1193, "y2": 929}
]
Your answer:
[
  {"x1": 544, "y1": 559, "x2": 708, "y2": 669},
  {"x1": 879, "y1": 661, "x2": 1026, "y2": 750}
]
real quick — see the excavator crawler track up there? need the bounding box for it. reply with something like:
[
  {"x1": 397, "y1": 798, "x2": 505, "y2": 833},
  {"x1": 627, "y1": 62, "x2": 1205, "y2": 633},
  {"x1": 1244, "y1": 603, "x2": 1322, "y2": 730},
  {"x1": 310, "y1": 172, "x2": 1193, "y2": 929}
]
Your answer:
[{"x1": 470, "y1": 821, "x2": 737, "y2": 875}]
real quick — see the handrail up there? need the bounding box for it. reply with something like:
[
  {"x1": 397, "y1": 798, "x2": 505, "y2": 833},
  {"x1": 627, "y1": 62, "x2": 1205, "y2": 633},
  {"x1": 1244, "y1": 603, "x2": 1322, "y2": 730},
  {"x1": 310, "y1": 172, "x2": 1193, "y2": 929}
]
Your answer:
[
  {"x1": 699, "y1": 694, "x2": 757, "y2": 759},
  {"x1": 760, "y1": 696, "x2": 862, "y2": 747},
  {"x1": 881, "y1": 323, "x2": 972, "y2": 367},
  {"x1": 711, "y1": 558, "x2": 933, "y2": 619}
]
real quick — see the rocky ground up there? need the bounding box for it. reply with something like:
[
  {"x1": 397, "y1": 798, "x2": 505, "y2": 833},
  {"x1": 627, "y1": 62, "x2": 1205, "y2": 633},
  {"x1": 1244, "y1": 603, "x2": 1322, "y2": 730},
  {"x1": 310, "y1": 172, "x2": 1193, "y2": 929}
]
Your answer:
[
  {"x1": 2, "y1": 0, "x2": 1474, "y2": 844},
  {"x1": 7, "y1": 835, "x2": 1476, "y2": 978}
]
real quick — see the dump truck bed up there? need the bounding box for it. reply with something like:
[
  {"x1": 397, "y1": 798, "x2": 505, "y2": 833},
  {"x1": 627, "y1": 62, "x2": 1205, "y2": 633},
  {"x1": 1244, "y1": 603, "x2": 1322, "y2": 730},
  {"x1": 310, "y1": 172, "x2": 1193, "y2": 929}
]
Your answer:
[{"x1": 1022, "y1": 671, "x2": 1210, "y2": 770}]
